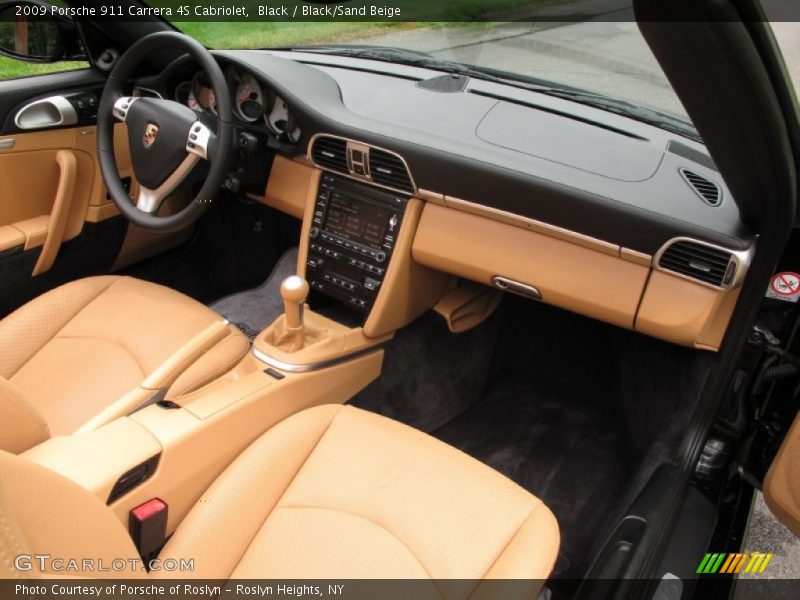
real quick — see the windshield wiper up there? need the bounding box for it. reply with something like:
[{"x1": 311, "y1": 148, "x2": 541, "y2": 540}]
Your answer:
[{"x1": 291, "y1": 45, "x2": 700, "y2": 141}]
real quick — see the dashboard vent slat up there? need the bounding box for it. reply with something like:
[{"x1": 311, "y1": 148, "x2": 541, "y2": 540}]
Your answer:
[
  {"x1": 369, "y1": 149, "x2": 414, "y2": 193},
  {"x1": 311, "y1": 136, "x2": 348, "y2": 174},
  {"x1": 658, "y1": 240, "x2": 734, "y2": 287},
  {"x1": 680, "y1": 168, "x2": 722, "y2": 206}
]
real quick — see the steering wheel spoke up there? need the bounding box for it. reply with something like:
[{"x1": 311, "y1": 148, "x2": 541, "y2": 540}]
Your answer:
[
  {"x1": 187, "y1": 121, "x2": 213, "y2": 161},
  {"x1": 135, "y1": 153, "x2": 201, "y2": 214},
  {"x1": 113, "y1": 96, "x2": 137, "y2": 122}
]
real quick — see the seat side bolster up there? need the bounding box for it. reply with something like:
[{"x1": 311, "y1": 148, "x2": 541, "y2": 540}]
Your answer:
[
  {"x1": 154, "y1": 404, "x2": 344, "y2": 579},
  {"x1": 479, "y1": 501, "x2": 561, "y2": 581},
  {"x1": 0, "y1": 377, "x2": 49, "y2": 454},
  {"x1": 0, "y1": 276, "x2": 120, "y2": 379}
]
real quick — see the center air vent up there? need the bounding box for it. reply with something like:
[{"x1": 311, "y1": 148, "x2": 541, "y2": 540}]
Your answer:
[
  {"x1": 658, "y1": 240, "x2": 737, "y2": 288},
  {"x1": 310, "y1": 136, "x2": 347, "y2": 173},
  {"x1": 680, "y1": 168, "x2": 722, "y2": 206},
  {"x1": 369, "y1": 149, "x2": 414, "y2": 193},
  {"x1": 309, "y1": 134, "x2": 415, "y2": 195}
]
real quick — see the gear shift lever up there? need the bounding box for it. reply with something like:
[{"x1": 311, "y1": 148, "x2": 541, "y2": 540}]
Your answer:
[{"x1": 281, "y1": 276, "x2": 309, "y2": 330}]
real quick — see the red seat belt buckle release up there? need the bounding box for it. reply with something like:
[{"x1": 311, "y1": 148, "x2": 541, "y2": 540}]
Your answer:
[{"x1": 130, "y1": 498, "x2": 168, "y2": 558}]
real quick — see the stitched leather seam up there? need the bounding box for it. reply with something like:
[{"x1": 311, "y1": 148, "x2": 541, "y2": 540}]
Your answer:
[
  {"x1": 2, "y1": 277, "x2": 117, "y2": 379},
  {"x1": 470, "y1": 502, "x2": 541, "y2": 593},
  {"x1": 276, "y1": 504, "x2": 443, "y2": 589},
  {"x1": 45, "y1": 334, "x2": 147, "y2": 376},
  {"x1": 228, "y1": 406, "x2": 345, "y2": 578}
]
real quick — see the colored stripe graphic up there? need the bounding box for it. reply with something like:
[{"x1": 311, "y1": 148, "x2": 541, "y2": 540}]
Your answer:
[{"x1": 697, "y1": 552, "x2": 774, "y2": 574}]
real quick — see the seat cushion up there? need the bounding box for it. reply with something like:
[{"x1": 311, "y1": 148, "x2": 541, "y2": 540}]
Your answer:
[
  {"x1": 157, "y1": 405, "x2": 560, "y2": 585},
  {"x1": 0, "y1": 276, "x2": 248, "y2": 436}
]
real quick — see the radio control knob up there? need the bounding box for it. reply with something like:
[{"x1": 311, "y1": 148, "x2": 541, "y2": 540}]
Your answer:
[
  {"x1": 375, "y1": 251, "x2": 386, "y2": 263},
  {"x1": 310, "y1": 227, "x2": 319, "y2": 238}
]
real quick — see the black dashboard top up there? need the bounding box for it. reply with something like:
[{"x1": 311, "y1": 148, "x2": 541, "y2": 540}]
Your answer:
[{"x1": 214, "y1": 48, "x2": 754, "y2": 256}]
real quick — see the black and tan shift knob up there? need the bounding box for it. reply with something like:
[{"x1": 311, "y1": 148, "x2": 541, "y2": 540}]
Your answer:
[{"x1": 281, "y1": 276, "x2": 309, "y2": 329}]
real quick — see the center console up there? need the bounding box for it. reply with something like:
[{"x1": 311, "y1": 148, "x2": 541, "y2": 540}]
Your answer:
[{"x1": 306, "y1": 173, "x2": 409, "y2": 313}]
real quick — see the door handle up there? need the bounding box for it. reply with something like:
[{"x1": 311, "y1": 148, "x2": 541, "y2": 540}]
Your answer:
[
  {"x1": 14, "y1": 96, "x2": 78, "y2": 130},
  {"x1": 32, "y1": 150, "x2": 77, "y2": 276}
]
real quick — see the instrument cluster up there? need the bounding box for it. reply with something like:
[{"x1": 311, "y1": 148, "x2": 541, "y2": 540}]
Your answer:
[{"x1": 174, "y1": 65, "x2": 302, "y2": 143}]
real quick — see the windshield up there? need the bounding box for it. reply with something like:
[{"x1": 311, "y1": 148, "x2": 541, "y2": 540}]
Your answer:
[{"x1": 155, "y1": 3, "x2": 695, "y2": 125}]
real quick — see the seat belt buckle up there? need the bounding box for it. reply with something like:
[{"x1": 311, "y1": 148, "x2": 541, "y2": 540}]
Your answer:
[{"x1": 130, "y1": 498, "x2": 168, "y2": 560}]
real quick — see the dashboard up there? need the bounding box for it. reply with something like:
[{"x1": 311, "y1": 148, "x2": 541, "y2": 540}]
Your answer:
[{"x1": 131, "y1": 48, "x2": 757, "y2": 350}]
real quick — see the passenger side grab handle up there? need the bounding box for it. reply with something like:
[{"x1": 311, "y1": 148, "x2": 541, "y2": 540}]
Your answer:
[{"x1": 32, "y1": 149, "x2": 77, "y2": 276}]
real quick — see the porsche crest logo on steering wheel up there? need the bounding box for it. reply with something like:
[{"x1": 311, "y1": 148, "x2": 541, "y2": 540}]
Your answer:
[{"x1": 144, "y1": 123, "x2": 159, "y2": 147}]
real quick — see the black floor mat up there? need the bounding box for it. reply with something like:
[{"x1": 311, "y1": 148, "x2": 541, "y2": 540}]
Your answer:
[{"x1": 433, "y1": 379, "x2": 635, "y2": 579}]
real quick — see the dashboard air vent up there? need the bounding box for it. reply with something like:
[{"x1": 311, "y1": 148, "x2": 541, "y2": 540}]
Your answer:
[
  {"x1": 369, "y1": 149, "x2": 414, "y2": 193},
  {"x1": 680, "y1": 168, "x2": 722, "y2": 206},
  {"x1": 311, "y1": 136, "x2": 348, "y2": 173},
  {"x1": 659, "y1": 240, "x2": 735, "y2": 287}
]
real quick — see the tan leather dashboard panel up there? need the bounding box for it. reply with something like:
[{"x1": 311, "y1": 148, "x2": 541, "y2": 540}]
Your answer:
[
  {"x1": 412, "y1": 202, "x2": 738, "y2": 349},
  {"x1": 249, "y1": 155, "x2": 317, "y2": 219},
  {"x1": 413, "y1": 202, "x2": 649, "y2": 329}
]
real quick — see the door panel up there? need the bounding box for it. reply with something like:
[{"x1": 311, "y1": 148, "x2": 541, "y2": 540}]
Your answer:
[
  {"x1": 764, "y1": 412, "x2": 800, "y2": 535},
  {"x1": 0, "y1": 124, "x2": 135, "y2": 275}
]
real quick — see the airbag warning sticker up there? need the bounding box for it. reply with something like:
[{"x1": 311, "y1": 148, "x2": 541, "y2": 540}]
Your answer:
[{"x1": 767, "y1": 272, "x2": 800, "y2": 303}]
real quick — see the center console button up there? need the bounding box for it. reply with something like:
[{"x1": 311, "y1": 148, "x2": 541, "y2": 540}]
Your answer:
[{"x1": 363, "y1": 277, "x2": 381, "y2": 291}]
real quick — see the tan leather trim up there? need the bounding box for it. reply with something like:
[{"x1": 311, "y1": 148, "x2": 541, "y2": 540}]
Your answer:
[
  {"x1": 13, "y1": 215, "x2": 49, "y2": 250},
  {"x1": 143, "y1": 320, "x2": 231, "y2": 391},
  {"x1": 434, "y1": 281, "x2": 503, "y2": 333},
  {"x1": 0, "y1": 224, "x2": 24, "y2": 252},
  {"x1": 635, "y1": 270, "x2": 737, "y2": 350},
  {"x1": 254, "y1": 309, "x2": 389, "y2": 367},
  {"x1": 249, "y1": 155, "x2": 319, "y2": 219},
  {"x1": 0, "y1": 376, "x2": 49, "y2": 454},
  {"x1": 32, "y1": 149, "x2": 78, "y2": 276},
  {"x1": 85, "y1": 201, "x2": 120, "y2": 222},
  {"x1": 413, "y1": 203, "x2": 649, "y2": 329},
  {"x1": 0, "y1": 450, "x2": 143, "y2": 579},
  {"x1": 364, "y1": 198, "x2": 450, "y2": 338},
  {"x1": 111, "y1": 192, "x2": 194, "y2": 271},
  {"x1": 297, "y1": 167, "x2": 323, "y2": 277},
  {"x1": 444, "y1": 194, "x2": 619, "y2": 257},
  {"x1": 417, "y1": 188, "x2": 446, "y2": 205},
  {"x1": 764, "y1": 412, "x2": 800, "y2": 536},
  {"x1": 22, "y1": 417, "x2": 162, "y2": 502},
  {"x1": 620, "y1": 247, "x2": 652, "y2": 267}
]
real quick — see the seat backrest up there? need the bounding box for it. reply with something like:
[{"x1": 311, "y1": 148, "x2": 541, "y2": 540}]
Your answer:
[
  {"x1": 0, "y1": 450, "x2": 143, "y2": 578},
  {"x1": 0, "y1": 376, "x2": 49, "y2": 453}
]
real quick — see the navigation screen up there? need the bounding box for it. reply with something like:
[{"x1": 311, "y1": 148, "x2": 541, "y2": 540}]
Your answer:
[{"x1": 325, "y1": 192, "x2": 391, "y2": 248}]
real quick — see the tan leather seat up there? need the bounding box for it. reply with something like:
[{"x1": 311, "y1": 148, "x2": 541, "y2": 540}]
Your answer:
[
  {"x1": 0, "y1": 405, "x2": 560, "y2": 590},
  {"x1": 0, "y1": 276, "x2": 248, "y2": 452}
]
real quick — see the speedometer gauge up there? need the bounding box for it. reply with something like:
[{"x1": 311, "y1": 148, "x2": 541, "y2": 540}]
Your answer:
[
  {"x1": 235, "y1": 73, "x2": 265, "y2": 122},
  {"x1": 266, "y1": 96, "x2": 290, "y2": 134}
]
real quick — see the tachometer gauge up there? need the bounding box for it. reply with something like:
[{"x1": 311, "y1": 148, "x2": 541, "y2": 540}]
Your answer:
[
  {"x1": 234, "y1": 73, "x2": 265, "y2": 122},
  {"x1": 191, "y1": 72, "x2": 216, "y2": 114},
  {"x1": 175, "y1": 81, "x2": 200, "y2": 112},
  {"x1": 266, "y1": 95, "x2": 290, "y2": 134},
  {"x1": 285, "y1": 112, "x2": 302, "y2": 144}
]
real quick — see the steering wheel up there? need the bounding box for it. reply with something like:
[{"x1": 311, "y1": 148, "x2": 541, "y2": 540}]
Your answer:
[{"x1": 97, "y1": 32, "x2": 233, "y2": 232}]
